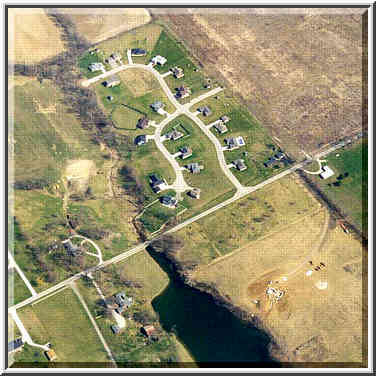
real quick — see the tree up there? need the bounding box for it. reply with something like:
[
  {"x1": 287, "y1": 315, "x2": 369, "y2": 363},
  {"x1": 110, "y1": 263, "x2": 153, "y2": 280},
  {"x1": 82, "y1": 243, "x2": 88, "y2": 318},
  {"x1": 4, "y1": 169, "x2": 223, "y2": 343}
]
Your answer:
[{"x1": 150, "y1": 234, "x2": 184, "y2": 256}]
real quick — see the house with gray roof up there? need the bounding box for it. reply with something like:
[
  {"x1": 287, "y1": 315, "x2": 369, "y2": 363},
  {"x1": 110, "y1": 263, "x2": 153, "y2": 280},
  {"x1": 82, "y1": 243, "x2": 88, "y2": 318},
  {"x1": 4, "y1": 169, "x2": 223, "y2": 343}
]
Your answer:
[
  {"x1": 160, "y1": 195, "x2": 178, "y2": 208},
  {"x1": 150, "y1": 101, "x2": 164, "y2": 112},
  {"x1": 103, "y1": 75, "x2": 121, "y2": 88},
  {"x1": 233, "y1": 159, "x2": 247, "y2": 171},
  {"x1": 186, "y1": 162, "x2": 203, "y2": 174},
  {"x1": 198, "y1": 106, "x2": 212, "y2": 117},
  {"x1": 180, "y1": 146, "x2": 192, "y2": 159}
]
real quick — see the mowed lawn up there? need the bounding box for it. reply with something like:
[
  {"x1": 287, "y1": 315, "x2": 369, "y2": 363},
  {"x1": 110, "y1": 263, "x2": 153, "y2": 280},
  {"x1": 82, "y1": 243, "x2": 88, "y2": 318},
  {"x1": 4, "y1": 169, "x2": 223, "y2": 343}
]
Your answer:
[
  {"x1": 312, "y1": 139, "x2": 368, "y2": 234},
  {"x1": 190, "y1": 91, "x2": 287, "y2": 186},
  {"x1": 8, "y1": 269, "x2": 30, "y2": 306},
  {"x1": 162, "y1": 116, "x2": 234, "y2": 214},
  {"x1": 18, "y1": 288, "x2": 109, "y2": 363},
  {"x1": 174, "y1": 175, "x2": 319, "y2": 266},
  {"x1": 150, "y1": 29, "x2": 210, "y2": 102}
]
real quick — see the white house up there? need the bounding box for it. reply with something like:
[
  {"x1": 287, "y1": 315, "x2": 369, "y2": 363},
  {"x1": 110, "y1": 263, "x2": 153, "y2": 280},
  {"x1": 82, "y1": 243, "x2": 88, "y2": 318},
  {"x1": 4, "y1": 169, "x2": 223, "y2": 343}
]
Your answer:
[
  {"x1": 151, "y1": 55, "x2": 167, "y2": 66},
  {"x1": 319, "y1": 165, "x2": 334, "y2": 179}
]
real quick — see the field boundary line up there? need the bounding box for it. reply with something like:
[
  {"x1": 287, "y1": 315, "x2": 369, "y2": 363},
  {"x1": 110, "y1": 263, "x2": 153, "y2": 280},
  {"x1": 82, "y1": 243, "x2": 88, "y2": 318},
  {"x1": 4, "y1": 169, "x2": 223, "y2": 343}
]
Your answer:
[{"x1": 203, "y1": 207, "x2": 326, "y2": 270}]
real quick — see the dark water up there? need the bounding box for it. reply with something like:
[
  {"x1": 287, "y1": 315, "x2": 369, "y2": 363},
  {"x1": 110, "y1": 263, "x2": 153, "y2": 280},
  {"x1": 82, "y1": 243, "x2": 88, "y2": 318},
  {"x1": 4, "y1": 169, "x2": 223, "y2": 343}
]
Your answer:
[{"x1": 149, "y1": 249, "x2": 279, "y2": 367}]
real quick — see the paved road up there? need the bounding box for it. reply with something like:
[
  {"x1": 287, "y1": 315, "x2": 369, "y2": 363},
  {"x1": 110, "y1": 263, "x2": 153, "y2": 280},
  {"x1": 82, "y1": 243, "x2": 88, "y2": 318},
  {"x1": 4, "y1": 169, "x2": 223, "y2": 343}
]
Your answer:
[
  {"x1": 8, "y1": 251, "x2": 37, "y2": 297},
  {"x1": 71, "y1": 282, "x2": 117, "y2": 366}
]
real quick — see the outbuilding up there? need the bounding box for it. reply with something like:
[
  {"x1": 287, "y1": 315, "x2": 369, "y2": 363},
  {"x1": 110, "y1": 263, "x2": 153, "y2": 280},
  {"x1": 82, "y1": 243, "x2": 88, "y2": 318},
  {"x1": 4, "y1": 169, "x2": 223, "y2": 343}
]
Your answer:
[{"x1": 319, "y1": 165, "x2": 335, "y2": 180}]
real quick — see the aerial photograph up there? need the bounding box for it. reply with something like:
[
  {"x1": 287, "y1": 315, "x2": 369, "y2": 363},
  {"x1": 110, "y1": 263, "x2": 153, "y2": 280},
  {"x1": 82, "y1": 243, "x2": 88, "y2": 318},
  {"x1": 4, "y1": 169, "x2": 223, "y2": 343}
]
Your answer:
[{"x1": 6, "y1": 3, "x2": 370, "y2": 372}]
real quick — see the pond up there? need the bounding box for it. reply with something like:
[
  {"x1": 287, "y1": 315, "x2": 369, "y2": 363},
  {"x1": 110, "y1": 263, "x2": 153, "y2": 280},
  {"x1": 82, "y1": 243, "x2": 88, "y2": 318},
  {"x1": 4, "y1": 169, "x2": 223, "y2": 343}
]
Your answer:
[{"x1": 149, "y1": 249, "x2": 280, "y2": 367}]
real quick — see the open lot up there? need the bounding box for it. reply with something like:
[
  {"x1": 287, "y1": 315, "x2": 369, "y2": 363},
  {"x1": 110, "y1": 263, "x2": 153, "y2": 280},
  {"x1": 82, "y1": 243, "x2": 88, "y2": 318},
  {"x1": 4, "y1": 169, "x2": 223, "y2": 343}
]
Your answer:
[
  {"x1": 76, "y1": 250, "x2": 192, "y2": 363},
  {"x1": 8, "y1": 269, "x2": 31, "y2": 306},
  {"x1": 193, "y1": 208, "x2": 364, "y2": 363},
  {"x1": 311, "y1": 139, "x2": 367, "y2": 234},
  {"x1": 155, "y1": 9, "x2": 364, "y2": 156},
  {"x1": 192, "y1": 91, "x2": 287, "y2": 186},
  {"x1": 8, "y1": 8, "x2": 65, "y2": 64},
  {"x1": 174, "y1": 175, "x2": 319, "y2": 266},
  {"x1": 60, "y1": 8, "x2": 151, "y2": 44},
  {"x1": 18, "y1": 287, "x2": 109, "y2": 363},
  {"x1": 162, "y1": 115, "x2": 234, "y2": 214}
]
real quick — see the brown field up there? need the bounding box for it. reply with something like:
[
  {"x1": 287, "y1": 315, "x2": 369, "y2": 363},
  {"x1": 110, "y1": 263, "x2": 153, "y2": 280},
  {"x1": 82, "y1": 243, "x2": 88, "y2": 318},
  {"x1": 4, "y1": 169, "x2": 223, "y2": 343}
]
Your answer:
[
  {"x1": 119, "y1": 69, "x2": 160, "y2": 97},
  {"x1": 193, "y1": 207, "x2": 365, "y2": 363},
  {"x1": 60, "y1": 8, "x2": 151, "y2": 44},
  {"x1": 153, "y1": 8, "x2": 365, "y2": 156},
  {"x1": 8, "y1": 8, "x2": 65, "y2": 64}
]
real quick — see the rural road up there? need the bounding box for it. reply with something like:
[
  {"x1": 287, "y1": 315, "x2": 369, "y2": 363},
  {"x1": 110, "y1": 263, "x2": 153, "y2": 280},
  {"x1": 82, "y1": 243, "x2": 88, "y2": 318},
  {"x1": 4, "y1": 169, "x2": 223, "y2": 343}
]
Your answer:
[{"x1": 71, "y1": 282, "x2": 117, "y2": 367}]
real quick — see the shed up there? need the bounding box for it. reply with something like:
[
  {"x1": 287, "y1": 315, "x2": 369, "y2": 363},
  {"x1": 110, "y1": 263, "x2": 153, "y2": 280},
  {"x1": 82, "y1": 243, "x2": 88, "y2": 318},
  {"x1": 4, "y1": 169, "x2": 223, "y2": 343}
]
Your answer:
[
  {"x1": 141, "y1": 325, "x2": 156, "y2": 337},
  {"x1": 45, "y1": 349, "x2": 57, "y2": 361}
]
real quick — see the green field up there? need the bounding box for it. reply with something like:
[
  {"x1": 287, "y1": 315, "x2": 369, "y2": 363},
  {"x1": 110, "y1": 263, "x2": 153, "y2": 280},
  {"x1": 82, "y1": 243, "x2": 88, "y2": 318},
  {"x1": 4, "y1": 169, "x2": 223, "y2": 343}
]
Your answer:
[
  {"x1": 161, "y1": 116, "x2": 234, "y2": 215},
  {"x1": 18, "y1": 288, "x2": 109, "y2": 364},
  {"x1": 312, "y1": 139, "x2": 368, "y2": 234},
  {"x1": 12, "y1": 80, "x2": 104, "y2": 188},
  {"x1": 8, "y1": 269, "x2": 30, "y2": 306},
  {"x1": 191, "y1": 91, "x2": 287, "y2": 186},
  {"x1": 138, "y1": 199, "x2": 186, "y2": 234},
  {"x1": 75, "y1": 250, "x2": 184, "y2": 363},
  {"x1": 174, "y1": 175, "x2": 318, "y2": 266},
  {"x1": 12, "y1": 344, "x2": 48, "y2": 365}
]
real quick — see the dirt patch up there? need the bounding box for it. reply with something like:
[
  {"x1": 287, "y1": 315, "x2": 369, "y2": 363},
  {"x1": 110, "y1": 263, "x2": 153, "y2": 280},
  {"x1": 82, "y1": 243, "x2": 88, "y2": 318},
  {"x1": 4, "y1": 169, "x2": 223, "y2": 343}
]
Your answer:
[
  {"x1": 58, "y1": 8, "x2": 151, "y2": 44},
  {"x1": 8, "y1": 8, "x2": 66, "y2": 64},
  {"x1": 64, "y1": 159, "x2": 96, "y2": 193}
]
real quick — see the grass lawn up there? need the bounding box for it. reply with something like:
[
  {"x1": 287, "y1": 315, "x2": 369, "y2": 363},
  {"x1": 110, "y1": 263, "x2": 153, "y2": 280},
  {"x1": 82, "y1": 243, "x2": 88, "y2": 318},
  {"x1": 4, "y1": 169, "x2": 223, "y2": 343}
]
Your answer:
[
  {"x1": 311, "y1": 139, "x2": 367, "y2": 234},
  {"x1": 12, "y1": 344, "x2": 48, "y2": 365},
  {"x1": 78, "y1": 51, "x2": 107, "y2": 79},
  {"x1": 18, "y1": 287, "x2": 109, "y2": 364},
  {"x1": 94, "y1": 23, "x2": 163, "y2": 66},
  {"x1": 190, "y1": 90, "x2": 288, "y2": 186},
  {"x1": 138, "y1": 199, "x2": 186, "y2": 234},
  {"x1": 174, "y1": 175, "x2": 319, "y2": 266},
  {"x1": 161, "y1": 115, "x2": 234, "y2": 214},
  {"x1": 8, "y1": 269, "x2": 31, "y2": 306},
  {"x1": 75, "y1": 250, "x2": 184, "y2": 363}
]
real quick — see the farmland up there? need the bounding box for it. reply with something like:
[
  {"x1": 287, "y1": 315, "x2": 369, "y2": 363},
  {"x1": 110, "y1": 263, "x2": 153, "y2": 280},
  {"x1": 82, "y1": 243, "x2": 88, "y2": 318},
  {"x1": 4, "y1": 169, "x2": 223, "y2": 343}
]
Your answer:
[
  {"x1": 17, "y1": 287, "x2": 109, "y2": 364},
  {"x1": 8, "y1": 269, "x2": 31, "y2": 306},
  {"x1": 192, "y1": 91, "x2": 289, "y2": 186},
  {"x1": 174, "y1": 175, "x2": 319, "y2": 266},
  {"x1": 155, "y1": 9, "x2": 364, "y2": 157},
  {"x1": 311, "y1": 139, "x2": 367, "y2": 234},
  {"x1": 60, "y1": 8, "x2": 151, "y2": 44},
  {"x1": 8, "y1": 8, "x2": 65, "y2": 64}
]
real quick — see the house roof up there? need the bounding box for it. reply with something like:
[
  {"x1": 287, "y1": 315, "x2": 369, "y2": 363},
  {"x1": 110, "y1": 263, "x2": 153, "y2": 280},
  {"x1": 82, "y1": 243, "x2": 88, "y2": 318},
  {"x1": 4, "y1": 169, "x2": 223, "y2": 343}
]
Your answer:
[
  {"x1": 214, "y1": 122, "x2": 228, "y2": 133},
  {"x1": 187, "y1": 162, "x2": 201, "y2": 173},
  {"x1": 131, "y1": 48, "x2": 146, "y2": 55},
  {"x1": 151, "y1": 55, "x2": 167, "y2": 64},
  {"x1": 180, "y1": 146, "x2": 192, "y2": 154},
  {"x1": 234, "y1": 159, "x2": 247, "y2": 170},
  {"x1": 135, "y1": 135, "x2": 147, "y2": 144},
  {"x1": 105, "y1": 75, "x2": 120, "y2": 84},
  {"x1": 166, "y1": 129, "x2": 184, "y2": 140},
  {"x1": 320, "y1": 165, "x2": 334, "y2": 179},
  {"x1": 137, "y1": 117, "x2": 149, "y2": 129},
  {"x1": 8, "y1": 338, "x2": 23, "y2": 353},
  {"x1": 160, "y1": 195, "x2": 177, "y2": 206},
  {"x1": 151, "y1": 101, "x2": 164, "y2": 110},
  {"x1": 220, "y1": 115, "x2": 230, "y2": 123}
]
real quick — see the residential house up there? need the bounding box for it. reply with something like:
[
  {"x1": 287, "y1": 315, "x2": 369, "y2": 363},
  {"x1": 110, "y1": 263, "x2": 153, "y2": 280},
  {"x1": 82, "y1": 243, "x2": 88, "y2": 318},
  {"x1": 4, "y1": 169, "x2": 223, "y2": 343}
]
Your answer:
[
  {"x1": 103, "y1": 75, "x2": 121, "y2": 88},
  {"x1": 233, "y1": 159, "x2": 247, "y2": 171},
  {"x1": 180, "y1": 146, "x2": 192, "y2": 159},
  {"x1": 198, "y1": 106, "x2": 212, "y2": 117},
  {"x1": 131, "y1": 48, "x2": 147, "y2": 56},
  {"x1": 149, "y1": 174, "x2": 167, "y2": 193},
  {"x1": 171, "y1": 66, "x2": 184, "y2": 78},
  {"x1": 45, "y1": 349, "x2": 57, "y2": 361},
  {"x1": 165, "y1": 129, "x2": 184, "y2": 141},
  {"x1": 274, "y1": 151, "x2": 285, "y2": 160},
  {"x1": 214, "y1": 122, "x2": 228, "y2": 134},
  {"x1": 106, "y1": 56, "x2": 118, "y2": 67},
  {"x1": 175, "y1": 86, "x2": 191, "y2": 99},
  {"x1": 88, "y1": 62, "x2": 104, "y2": 72},
  {"x1": 151, "y1": 55, "x2": 167, "y2": 66},
  {"x1": 189, "y1": 188, "x2": 201, "y2": 199},
  {"x1": 8, "y1": 338, "x2": 23, "y2": 354},
  {"x1": 150, "y1": 101, "x2": 164, "y2": 113},
  {"x1": 62, "y1": 239, "x2": 80, "y2": 257},
  {"x1": 136, "y1": 117, "x2": 149, "y2": 130},
  {"x1": 115, "y1": 292, "x2": 133, "y2": 308},
  {"x1": 110, "y1": 52, "x2": 122, "y2": 62},
  {"x1": 186, "y1": 162, "x2": 203, "y2": 174},
  {"x1": 135, "y1": 135, "x2": 147, "y2": 146},
  {"x1": 111, "y1": 325, "x2": 120, "y2": 334},
  {"x1": 160, "y1": 195, "x2": 178, "y2": 208},
  {"x1": 220, "y1": 115, "x2": 230, "y2": 124},
  {"x1": 141, "y1": 325, "x2": 156, "y2": 337},
  {"x1": 224, "y1": 136, "x2": 245, "y2": 150},
  {"x1": 319, "y1": 165, "x2": 334, "y2": 180}
]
